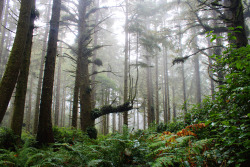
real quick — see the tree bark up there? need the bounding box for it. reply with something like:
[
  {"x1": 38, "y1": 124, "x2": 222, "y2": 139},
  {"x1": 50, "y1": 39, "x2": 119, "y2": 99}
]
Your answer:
[
  {"x1": 0, "y1": 0, "x2": 4, "y2": 23},
  {"x1": 26, "y1": 75, "x2": 33, "y2": 132},
  {"x1": 155, "y1": 55, "x2": 159, "y2": 124},
  {"x1": 0, "y1": 0, "x2": 9, "y2": 75},
  {"x1": 54, "y1": 55, "x2": 61, "y2": 126},
  {"x1": 226, "y1": 0, "x2": 248, "y2": 47},
  {"x1": 36, "y1": 0, "x2": 61, "y2": 144},
  {"x1": 33, "y1": 0, "x2": 52, "y2": 134},
  {"x1": 178, "y1": 25, "x2": 187, "y2": 118},
  {"x1": 78, "y1": 0, "x2": 93, "y2": 131},
  {"x1": 123, "y1": 0, "x2": 129, "y2": 126},
  {"x1": 11, "y1": 0, "x2": 36, "y2": 138},
  {"x1": 0, "y1": 0, "x2": 32, "y2": 123},
  {"x1": 91, "y1": 0, "x2": 99, "y2": 109}
]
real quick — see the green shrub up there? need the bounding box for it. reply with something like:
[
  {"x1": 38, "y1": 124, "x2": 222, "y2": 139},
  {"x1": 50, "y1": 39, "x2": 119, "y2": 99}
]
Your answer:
[{"x1": 0, "y1": 127, "x2": 17, "y2": 150}]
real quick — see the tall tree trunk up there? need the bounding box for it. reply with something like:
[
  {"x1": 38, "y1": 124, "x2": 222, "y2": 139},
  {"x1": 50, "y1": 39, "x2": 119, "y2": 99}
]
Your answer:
[
  {"x1": 123, "y1": 0, "x2": 129, "y2": 126},
  {"x1": 91, "y1": 0, "x2": 99, "y2": 109},
  {"x1": 178, "y1": 26, "x2": 187, "y2": 118},
  {"x1": 36, "y1": 0, "x2": 61, "y2": 144},
  {"x1": 54, "y1": 56, "x2": 61, "y2": 126},
  {"x1": 143, "y1": 99, "x2": 146, "y2": 130},
  {"x1": 71, "y1": 63, "x2": 80, "y2": 128},
  {"x1": 112, "y1": 113, "x2": 116, "y2": 133},
  {"x1": 0, "y1": 0, "x2": 32, "y2": 123},
  {"x1": 33, "y1": 0, "x2": 52, "y2": 134},
  {"x1": 207, "y1": 39, "x2": 215, "y2": 100},
  {"x1": 11, "y1": 0, "x2": 36, "y2": 138},
  {"x1": 163, "y1": 46, "x2": 171, "y2": 123},
  {"x1": 225, "y1": 0, "x2": 248, "y2": 47},
  {"x1": 77, "y1": 0, "x2": 94, "y2": 132},
  {"x1": 68, "y1": 95, "x2": 72, "y2": 127},
  {"x1": 0, "y1": 0, "x2": 9, "y2": 76},
  {"x1": 146, "y1": 56, "x2": 155, "y2": 126},
  {"x1": 193, "y1": 54, "x2": 201, "y2": 104},
  {"x1": 0, "y1": 0, "x2": 4, "y2": 23},
  {"x1": 61, "y1": 86, "x2": 66, "y2": 127},
  {"x1": 155, "y1": 55, "x2": 159, "y2": 124},
  {"x1": 192, "y1": 30, "x2": 202, "y2": 105},
  {"x1": 26, "y1": 75, "x2": 33, "y2": 132}
]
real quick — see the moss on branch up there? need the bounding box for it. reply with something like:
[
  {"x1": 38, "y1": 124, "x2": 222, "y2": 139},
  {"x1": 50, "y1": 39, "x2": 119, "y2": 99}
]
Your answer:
[{"x1": 91, "y1": 102, "x2": 133, "y2": 120}]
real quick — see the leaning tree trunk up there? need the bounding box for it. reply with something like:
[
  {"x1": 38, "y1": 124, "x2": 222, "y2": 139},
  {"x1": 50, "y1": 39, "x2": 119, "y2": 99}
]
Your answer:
[
  {"x1": 33, "y1": 0, "x2": 52, "y2": 134},
  {"x1": 11, "y1": 0, "x2": 36, "y2": 138},
  {"x1": 0, "y1": 0, "x2": 32, "y2": 123},
  {"x1": 36, "y1": 0, "x2": 61, "y2": 144}
]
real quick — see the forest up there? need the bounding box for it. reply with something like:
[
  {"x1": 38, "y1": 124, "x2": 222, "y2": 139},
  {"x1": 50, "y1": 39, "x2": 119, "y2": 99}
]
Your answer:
[{"x1": 0, "y1": 0, "x2": 249, "y2": 166}]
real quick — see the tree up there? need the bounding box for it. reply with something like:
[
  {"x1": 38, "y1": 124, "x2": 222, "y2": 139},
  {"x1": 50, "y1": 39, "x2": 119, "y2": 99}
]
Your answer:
[
  {"x1": 36, "y1": 0, "x2": 61, "y2": 144},
  {"x1": 0, "y1": 0, "x2": 4, "y2": 23},
  {"x1": 0, "y1": 0, "x2": 32, "y2": 123},
  {"x1": 33, "y1": 0, "x2": 52, "y2": 134},
  {"x1": 123, "y1": 0, "x2": 129, "y2": 126},
  {"x1": 11, "y1": 0, "x2": 37, "y2": 138}
]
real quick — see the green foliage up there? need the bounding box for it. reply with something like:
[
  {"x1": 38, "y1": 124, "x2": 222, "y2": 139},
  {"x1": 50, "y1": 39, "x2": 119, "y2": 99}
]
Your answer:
[
  {"x1": 86, "y1": 126, "x2": 97, "y2": 139},
  {"x1": 0, "y1": 127, "x2": 17, "y2": 150},
  {"x1": 186, "y1": 45, "x2": 250, "y2": 166},
  {"x1": 53, "y1": 127, "x2": 88, "y2": 143}
]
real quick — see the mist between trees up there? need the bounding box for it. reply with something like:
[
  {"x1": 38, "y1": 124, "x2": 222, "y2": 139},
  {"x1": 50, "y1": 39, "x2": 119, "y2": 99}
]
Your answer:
[{"x1": 0, "y1": 0, "x2": 249, "y2": 146}]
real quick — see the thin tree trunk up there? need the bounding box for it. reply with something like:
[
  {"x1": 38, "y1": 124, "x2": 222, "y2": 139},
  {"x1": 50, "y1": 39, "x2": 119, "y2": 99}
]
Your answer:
[
  {"x1": 26, "y1": 74, "x2": 33, "y2": 132},
  {"x1": 143, "y1": 99, "x2": 146, "y2": 130},
  {"x1": 33, "y1": 0, "x2": 52, "y2": 134},
  {"x1": 54, "y1": 56, "x2": 61, "y2": 126},
  {"x1": 61, "y1": 85, "x2": 65, "y2": 127},
  {"x1": 123, "y1": 0, "x2": 129, "y2": 126},
  {"x1": 0, "y1": 0, "x2": 4, "y2": 23},
  {"x1": 155, "y1": 55, "x2": 159, "y2": 124},
  {"x1": 163, "y1": 46, "x2": 171, "y2": 123},
  {"x1": 178, "y1": 25, "x2": 187, "y2": 118},
  {"x1": 36, "y1": 0, "x2": 61, "y2": 144},
  {"x1": 146, "y1": 56, "x2": 155, "y2": 126},
  {"x1": 11, "y1": 0, "x2": 36, "y2": 138},
  {"x1": 0, "y1": 0, "x2": 32, "y2": 123},
  {"x1": 207, "y1": 42, "x2": 215, "y2": 100},
  {"x1": 191, "y1": 30, "x2": 202, "y2": 104},
  {"x1": 68, "y1": 96, "x2": 72, "y2": 127},
  {"x1": 91, "y1": 0, "x2": 99, "y2": 109},
  {"x1": 0, "y1": 0, "x2": 9, "y2": 75}
]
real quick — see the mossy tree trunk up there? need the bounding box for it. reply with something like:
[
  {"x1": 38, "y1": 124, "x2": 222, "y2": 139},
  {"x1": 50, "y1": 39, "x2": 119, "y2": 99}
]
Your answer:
[
  {"x1": 77, "y1": 0, "x2": 94, "y2": 131},
  {"x1": 0, "y1": 0, "x2": 32, "y2": 123},
  {"x1": 36, "y1": 0, "x2": 61, "y2": 145},
  {"x1": 11, "y1": 0, "x2": 36, "y2": 138}
]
